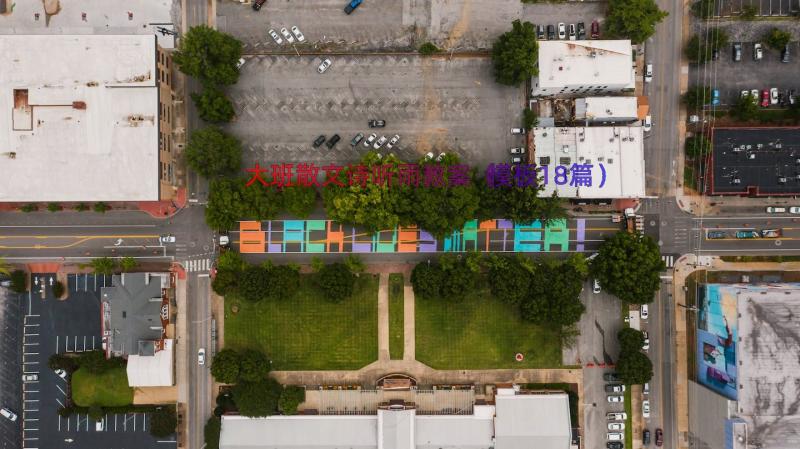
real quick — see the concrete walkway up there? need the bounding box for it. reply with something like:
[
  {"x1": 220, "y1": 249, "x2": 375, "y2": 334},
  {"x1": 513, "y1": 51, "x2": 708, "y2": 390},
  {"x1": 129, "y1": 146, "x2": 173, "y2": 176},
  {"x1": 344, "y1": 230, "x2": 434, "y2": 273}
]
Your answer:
[
  {"x1": 402, "y1": 272, "x2": 416, "y2": 361},
  {"x1": 378, "y1": 273, "x2": 390, "y2": 362}
]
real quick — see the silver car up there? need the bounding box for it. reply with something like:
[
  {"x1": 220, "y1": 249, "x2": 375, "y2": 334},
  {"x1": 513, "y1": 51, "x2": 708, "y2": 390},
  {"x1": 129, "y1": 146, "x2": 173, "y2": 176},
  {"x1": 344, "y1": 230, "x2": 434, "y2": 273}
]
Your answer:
[
  {"x1": 291, "y1": 26, "x2": 306, "y2": 43},
  {"x1": 317, "y1": 58, "x2": 332, "y2": 74},
  {"x1": 268, "y1": 29, "x2": 283, "y2": 45},
  {"x1": 363, "y1": 133, "x2": 378, "y2": 147},
  {"x1": 373, "y1": 135, "x2": 388, "y2": 149},
  {"x1": 386, "y1": 134, "x2": 401, "y2": 150},
  {"x1": 280, "y1": 27, "x2": 295, "y2": 43}
]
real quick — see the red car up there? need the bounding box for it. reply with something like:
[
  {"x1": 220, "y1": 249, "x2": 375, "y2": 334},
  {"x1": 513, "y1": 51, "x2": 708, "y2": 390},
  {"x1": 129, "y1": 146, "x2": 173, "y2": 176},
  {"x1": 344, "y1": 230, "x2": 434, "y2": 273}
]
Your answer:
[
  {"x1": 761, "y1": 89, "x2": 770, "y2": 107},
  {"x1": 591, "y1": 20, "x2": 600, "y2": 39},
  {"x1": 655, "y1": 428, "x2": 663, "y2": 446},
  {"x1": 252, "y1": 0, "x2": 266, "y2": 11}
]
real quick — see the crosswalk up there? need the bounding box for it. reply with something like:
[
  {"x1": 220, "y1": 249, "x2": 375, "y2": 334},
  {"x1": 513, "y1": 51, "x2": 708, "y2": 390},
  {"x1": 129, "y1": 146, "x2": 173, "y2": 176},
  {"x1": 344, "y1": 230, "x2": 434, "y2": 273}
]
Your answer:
[
  {"x1": 662, "y1": 255, "x2": 675, "y2": 269},
  {"x1": 184, "y1": 258, "x2": 212, "y2": 273}
]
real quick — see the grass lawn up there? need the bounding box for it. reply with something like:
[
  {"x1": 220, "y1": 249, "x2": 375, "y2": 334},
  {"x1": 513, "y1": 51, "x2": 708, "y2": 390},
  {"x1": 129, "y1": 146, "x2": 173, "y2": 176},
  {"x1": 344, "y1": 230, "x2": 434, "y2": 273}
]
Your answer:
[
  {"x1": 388, "y1": 274, "x2": 404, "y2": 360},
  {"x1": 415, "y1": 285, "x2": 562, "y2": 369},
  {"x1": 71, "y1": 367, "x2": 133, "y2": 407},
  {"x1": 224, "y1": 274, "x2": 379, "y2": 370}
]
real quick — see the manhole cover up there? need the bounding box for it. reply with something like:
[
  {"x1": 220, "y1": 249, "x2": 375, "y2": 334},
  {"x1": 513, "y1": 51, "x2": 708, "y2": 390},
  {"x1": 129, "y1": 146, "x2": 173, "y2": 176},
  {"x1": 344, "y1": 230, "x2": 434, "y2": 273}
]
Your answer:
[
  {"x1": 204, "y1": 245, "x2": 209, "y2": 251},
  {"x1": 650, "y1": 220, "x2": 656, "y2": 226},
  {"x1": 190, "y1": 241, "x2": 196, "y2": 248},
  {"x1": 776, "y1": 240, "x2": 782, "y2": 246},
  {"x1": 662, "y1": 220, "x2": 667, "y2": 226}
]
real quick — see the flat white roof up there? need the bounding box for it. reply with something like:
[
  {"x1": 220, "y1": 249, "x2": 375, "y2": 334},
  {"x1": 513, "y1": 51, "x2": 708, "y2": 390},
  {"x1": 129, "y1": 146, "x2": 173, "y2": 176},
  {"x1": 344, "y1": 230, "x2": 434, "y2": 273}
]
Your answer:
[
  {"x1": 577, "y1": 97, "x2": 639, "y2": 121},
  {"x1": 0, "y1": 34, "x2": 159, "y2": 201},
  {"x1": 126, "y1": 339, "x2": 174, "y2": 387},
  {"x1": 536, "y1": 40, "x2": 635, "y2": 89},
  {"x1": 533, "y1": 126, "x2": 646, "y2": 199}
]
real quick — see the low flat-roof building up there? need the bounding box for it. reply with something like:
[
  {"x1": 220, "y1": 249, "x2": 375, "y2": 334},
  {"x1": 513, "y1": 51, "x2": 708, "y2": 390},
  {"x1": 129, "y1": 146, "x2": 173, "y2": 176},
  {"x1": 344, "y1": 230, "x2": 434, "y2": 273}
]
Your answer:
[
  {"x1": 532, "y1": 126, "x2": 646, "y2": 199},
  {"x1": 532, "y1": 40, "x2": 636, "y2": 98},
  {"x1": 101, "y1": 272, "x2": 174, "y2": 387},
  {"x1": 574, "y1": 97, "x2": 641, "y2": 124},
  {"x1": 0, "y1": 34, "x2": 179, "y2": 202}
]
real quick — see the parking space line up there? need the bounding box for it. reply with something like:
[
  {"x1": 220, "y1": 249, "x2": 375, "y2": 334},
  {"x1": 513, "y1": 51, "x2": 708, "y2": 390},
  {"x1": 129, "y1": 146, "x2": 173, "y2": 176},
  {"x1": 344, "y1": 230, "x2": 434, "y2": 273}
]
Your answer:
[
  {"x1": 115, "y1": 414, "x2": 118, "y2": 431},
  {"x1": 23, "y1": 399, "x2": 40, "y2": 402},
  {"x1": 24, "y1": 323, "x2": 40, "y2": 327},
  {"x1": 74, "y1": 335, "x2": 78, "y2": 351},
  {"x1": 83, "y1": 335, "x2": 86, "y2": 351},
  {"x1": 84, "y1": 275, "x2": 88, "y2": 291},
  {"x1": 143, "y1": 412, "x2": 146, "y2": 431},
  {"x1": 58, "y1": 415, "x2": 61, "y2": 431},
  {"x1": 56, "y1": 398, "x2": 64, "y2": 407},
  {"x1": 94, "y1": 274, "x2": 97, "y2": 290},
  {"x1": 23, "y1": 361, "x2": 39, "y2": 365},
  {"x1": 133, "y1": 413, "x2": 136, "y2": 431},
  {"x1": 56, "y1": 335, "x2": 59, "y2": 352},
  {"x1": 67, "y1": 415, "x2": 70, "y2": 431},
  {"x1": 24, "y1": 342, "x2": 40, "y2": 345},
  {"x1": 56, "y1": 384, "x2": 66, "y2": 395}
]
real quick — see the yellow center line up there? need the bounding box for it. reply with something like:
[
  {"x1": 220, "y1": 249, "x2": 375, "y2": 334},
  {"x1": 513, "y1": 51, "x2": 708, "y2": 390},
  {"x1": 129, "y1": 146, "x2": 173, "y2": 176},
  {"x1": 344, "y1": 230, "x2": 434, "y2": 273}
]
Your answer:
[{"x1": 0, "y1": 235, "x2": 160, "y2": 250}]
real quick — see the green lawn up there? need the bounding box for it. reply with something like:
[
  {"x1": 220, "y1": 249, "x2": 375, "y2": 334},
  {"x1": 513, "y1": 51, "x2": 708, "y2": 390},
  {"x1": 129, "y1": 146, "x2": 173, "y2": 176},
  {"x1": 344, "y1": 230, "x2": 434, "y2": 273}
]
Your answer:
[
  {"x1": 415, "y1": 285, "x2": 562, "y2": 369},
  {"x1": 388, "y1": 274, "x2": 405, "y2": 360},
  {"x1": 224, "y1": 274, "x2": 379, "y2": 370},
  {"x1": 624, "y1": 388, "x2": 633, "y2": 449},
  {"x1": 71, "y1": 367, "x2": 133, "y2": 407}
]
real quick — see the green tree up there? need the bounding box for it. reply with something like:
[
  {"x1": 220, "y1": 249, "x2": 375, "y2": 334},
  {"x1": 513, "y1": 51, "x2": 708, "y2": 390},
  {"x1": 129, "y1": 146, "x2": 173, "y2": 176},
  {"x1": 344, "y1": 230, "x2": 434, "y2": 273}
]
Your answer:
[
  {"x1": 685, "y1": 29, "x2": 728, "y2": 64},
  {"x1": 730, "y1": 93, "x2": 759, "y2": 122},
  {"x1": 316, "y1": 263, "x2": 355, "y2": 302},
  {"x1": 20, "y1": 203, "x2": 37, "y2": 212},
  {"x1": 211, "y1": 269, "x2": 239, "y2": 296},
  {"x1": 685, "y1": 134, "x2": 712, "y2": 158},
  {"x1": 683, "y1": 86, "x2": 712, "y2": 110},
  {"x1": 186, "y1": 127, "x2": 242, "y2": 178},
  {"x1": 616, "y1": 350, "x2": 653, "y2": 384},
  {"x1": 10, "y1": 269, "x2": 27, "y2": 293},
  {"x1": 741, "y1": 5, "x2": 757, "y2": 19},
  {"x1": 491, "y1": 20, "x2": 539, "y2": 86},
  {"x1": 282, "y1": 186, "x2": 317, "y2": 218},
  {"x1": 48, "y1": 353, "x2": 79, "y2": 373},
  {"x1": 239, "y1": 265, "x2": 271, "y2": 302},
  {"x1": 120, "y1": 257, "x2": 138, "y2": 272},
  {"x1": 52, "y1": 281, "x2": 65, "y2": 298},
  {"x1": 523, "y1": 107, "x2": 538, "y2": 129},
  {"x1": 419, "y1": 42, "x2": 441, "y2": 54},
  {"x1": 204, "y1": 417, "x2": 221, "y2": 449},
  {"x1": 310, "y1": 256, "x2": 324, "y2": 273},
  {"x1": 590, "y1": 232, "x2": 664, "y2": 304},
  {"x1": 149, "y1": 406, "x2": 177, "y2": 438},
  {"x1": 520, "y1": 256, "x2": 587, "y2": 326},
  {"x1": 265, "y1": 264, "x2": 300, "y2": 301},
  {"x1": 74, "y1": 203, "x2": 89, "y2": 212},
  {"x1": 278, "y1": 386, "x2": 306, "y2": 415},
  {"x1": 488, "y1": 256, "x2": 532, "y2": 305},
  {"x1": 238, "y1": 349, "x2": 270, "y2": 382},
  {"x1": 605, "y1": 0, "x2": 668, "y2": 43},
  {"x1": 88, "y1": 406, "x2": 104, "y2": 420},
  {"x1": 173, "y1": 25, "x2": 243, "y2": 86},
  {"x1": 232, "y1": 378, "x2": 283, "y2": 417},
  {"x1": 210, "y1": 349, "x2": 241, "y2": 384},
  {"x1": 691, "y1": 0, "x2": 715, "y2": 19},
  {"x1": 344, "y1": 254, "x2": 366, "y2": 274},
  {"x1": 410, "y1": 262, "x2": 444, "y2": 300},
  {"x1": 47, "y1": 202, "x2": 61, "y2": 212},
  {"x1": 89, "y1": 257, "x2": 115, "y2": 276},
  {"x1": 206, "y1": 179, "x2": 281, "y2": 230},
  {"x1": 764, "y1": 28, "x2": 792, "y2": 50},
  {"x1": 93, "y1": 202, "x2": 110, "y2": 213},
  {"x1": 191, "y1": 87, "x2": 235, "y2": 123},
  {"x1": 218, "y1": 251, "x2": 247, "y2": 272},
  {"x1": 617, "y1": 328, "x2": 646, "y2": 353}
]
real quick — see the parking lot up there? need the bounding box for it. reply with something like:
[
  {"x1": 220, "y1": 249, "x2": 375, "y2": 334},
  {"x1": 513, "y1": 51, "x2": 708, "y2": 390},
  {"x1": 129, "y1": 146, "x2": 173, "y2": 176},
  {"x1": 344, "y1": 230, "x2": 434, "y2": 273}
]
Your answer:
[
  {"x1": 689, "y1": 41, "x2": 800, "y2": 106},
  {"x1": 226, "y1": 54, "x2": 524, "y2": 168},
  {"x1": 715, "y1": 0, "x2": 800, "y2": 16},
  {"x1": 218, "y1": 0, "x2": 605, "y2": 52},
  {"x1": 0, "y1": 286, "x2": 23, "y2": 449},
  {"x1": 17, "y1": 273, "x2": 176, "y2": 449}
]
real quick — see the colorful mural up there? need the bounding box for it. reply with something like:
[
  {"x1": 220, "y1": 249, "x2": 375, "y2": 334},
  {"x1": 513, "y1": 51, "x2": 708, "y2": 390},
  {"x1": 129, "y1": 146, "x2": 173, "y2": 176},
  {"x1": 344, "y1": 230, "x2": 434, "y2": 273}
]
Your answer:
[{"x1": 696, "y1": 284, "x2": 739, "y2": 400}]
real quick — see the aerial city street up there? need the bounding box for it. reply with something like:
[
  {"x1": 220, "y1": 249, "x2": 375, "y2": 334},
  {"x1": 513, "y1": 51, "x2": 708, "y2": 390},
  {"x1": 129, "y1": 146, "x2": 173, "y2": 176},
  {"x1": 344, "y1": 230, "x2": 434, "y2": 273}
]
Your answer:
[{"x1": 1, "y1": 1, "x2": 799, "y2": 449}]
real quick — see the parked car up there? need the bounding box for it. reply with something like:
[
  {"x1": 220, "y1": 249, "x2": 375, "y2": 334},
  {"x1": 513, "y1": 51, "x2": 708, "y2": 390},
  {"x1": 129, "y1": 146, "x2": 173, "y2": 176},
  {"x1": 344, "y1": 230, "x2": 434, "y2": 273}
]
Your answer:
[
  {"x1": 369, "y1": 119, "x2": 386, "y2": 128},
  {"x1": 313, "y1": 135, "x2": 326, "y2": 148},
  {"x1": 568, "y1": 23, "x2": 576, "y2": 40},
  {"x1": 712, "y1": 48, "x2": 719, "y2": 60},
  {"x1": 644, "y1": 63, "x2": 653, "y2": 83},
  {"x1": 789, "y1": 206, "x2": 800, "y2": 214},
  {"x1": 373, "y1": 135, "x2": 388, "y2": 149},
  {"x1": 558, "y1": 22, "x2": 566, "y2": 39},
  {"x1": 707, "y1": 230, "x2": 726, "y2": 239},
  {"x1": 607, "y1": 443, "x2": 623, "y2": 449},
  {"x1": 642, "y1": 400, "x2": 651, "y2": 418},
  {"x1": 643, "y1": 382, "x2": 650, "y2": 395},
  {"x1": 547, "y1": 24, "x2": 556, "y2": 40},
  {"x1": 607, "y1": 433, "x2": 624, "y2": 441},
  {"x1": 711, "y1": 89, "x2": 720, "y2": 105},
  {"x1": 641, "y1": 304, "x2": 649, "y2": 320},
  {"x1": 96, "y1": 419, "x2": 104, "y2": 431},
  {"x1": 643, "y1": 429, "x2": 651, "y2": 445},
  {"x1": 291, "y1": 26, "x2": 306, "y2": 43},
  {"x1": 643, "y1": 115, "x2": 652, "y2": 132},
  {"x1": 236, "y1": 58, "x2": 246, "y2": 69},
  {"x1": 268, "y1": 28, "x2": 283, "y2": 45},
  {"x1": 605, "y1": 384, "x2": 626, "y2": 393},
  {"x1": 771, "y1": 87, "x2": 779, "y2": 105},
  {"x1": 1, "y1": 407, "x2": 18, "y2": 422},
  {"x1": 655, "y1": 428, "x2": 663, "y2": 446},
  {"x1": 198, "y1": 348, "x2": 206, "y2": 366},
  {"x1": 761, "y1": 229, "x2": 781, "y2": 238},
  {"x1": 350, "y1": 133, "x2": 364, "y2": 146},
  {"x1": 363, "y1": 133, "x2": 378, "y2": 147},
  {"x1": 386, "y1": 134, "x2": 401, "y2": 150},
  {"x1": 344, "y1": 0, "x2": 363, "y2": 14},
  {"x1": 736, "y1": 230, "x2": 760, "y2": 239},
  {"x1": 603, "y1": 372, "x2": 621, "y2": 382},
  {"x1": 733, "y1": 42, "x2": 742, "y2": 61},
  {"x1": 252, "y1": 0, "x2": 266, "y2": 11},
  {"x1": 782, "y1": 44, "x2": 790, "y2": 63},
  {"x1": 607, "y1": 412, "x2": 627, "y2": 421},
  {"x1": 22, "y1": 373, "x2": 38, "y2": 382},
  {"x1": 767, "y1": 206, "x2": 787, "y2": 213},
  {"x1": 510, "y1": 147, "x2": 525, "y2": 155},
  {"x1": 761, "y1": 89, "x2": 770, "y2": 107},
  {"x1": 642, "y1": 331, "x2": 650, "y2": 351},
  {"x1": 325, "y1": 134, "x2": 341, "y2": 149},
  {"x1": 537, "y1": 25, "x2": 545, "y2": 40},
  {"x1": 593, "y1": 279, "x2": 601, "y2": 294},
  {"x1": 511, "y1": 127, "x2": 526, "y2": 135},
  {"x1": 577, "y1": 22, "x2": 586, "y2": 39},
  {"x1": 754, "y1": 42, "x2": 763, "y2": 60},
  {"x1": 510, "y1": 156, "x2": 523, "y2": 164},
  {"x1": 751, "y1": 89, "x2": 759, "y2": 104},
  {"x1": 280, "y1": 27, "x2": 295, "y2": 43},
  {"x1": 590, "y1": 20, "x2": 600, "y2": 39},
  {"x1": 55, "y1": 369, "x2": 67, "y2": 379},
  {"x1": 789, "y1": 89, "x2": 797, "y2": 105},
  {"x1": 608, "y1": 422, "x2": 625, "y2": 431},
  {"x1": 317, "y1": 58, "x2": 332, "y2": 74},
  {"x1": 607, "y1": 395, "x2": 623, "y2": 403}
]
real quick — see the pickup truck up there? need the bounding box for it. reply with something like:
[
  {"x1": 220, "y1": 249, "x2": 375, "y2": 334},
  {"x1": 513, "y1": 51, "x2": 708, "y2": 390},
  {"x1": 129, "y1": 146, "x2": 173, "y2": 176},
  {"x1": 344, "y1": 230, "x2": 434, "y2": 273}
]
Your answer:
[
  {"x1": 735, "y1": 230, "x2": 759, "y2": 239},
  {"x1": 344, "y1": 0, "x2": 363, "y2": 14}
]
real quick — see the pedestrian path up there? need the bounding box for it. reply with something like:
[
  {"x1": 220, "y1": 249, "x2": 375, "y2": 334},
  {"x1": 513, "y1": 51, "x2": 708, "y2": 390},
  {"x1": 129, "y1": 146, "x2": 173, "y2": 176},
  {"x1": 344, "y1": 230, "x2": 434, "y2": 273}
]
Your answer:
[
  {"x1": 377, "y1": 273, "x2": 389, "y2": 362},
  {"x1": 183, "y1": 258, "x2": 211, "y2": 273}
]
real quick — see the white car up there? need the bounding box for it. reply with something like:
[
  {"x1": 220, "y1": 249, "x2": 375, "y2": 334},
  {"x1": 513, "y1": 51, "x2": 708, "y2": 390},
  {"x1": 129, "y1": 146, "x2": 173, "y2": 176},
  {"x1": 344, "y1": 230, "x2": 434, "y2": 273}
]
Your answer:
[
  {"x1": 770, "y1": 87, "x2": 779, "y2": 105},
  {"x1": 198, "y1": 348, "x2": 206, "y2": 366},
  {"x1": 236, "y1": 58, "x2": 246, "y2": 69},
  {"x1": 373, "y1": 135, "x2": 388, "y2": 149},
  {"x1": 642, "y1": 400, "x2": 651, "y2": 418},
  {"x1": 643, "y1": 382, "x2": 650, "y2": 395},
  {"x1": 55, "y1": 369, "x2": 67, "y2": 379},
  {"x1": 0, "y1": 407, "x2": 18, "y2": 422},
  {"x1": 642, "y1": 331, "x2": 650, "y2": 351},
  {"x1": 643, "y1": 115, "x2": 652, "y2": 132},
  {"x1": 386, "y1": 134, "x2": 401, "y2": 150},
  {"x1": 607, "y1": 412, "x2": 627, "y2": 421},
  {"x1": 511, "y1": 128, "x2": 526, "y2": 135},
  {"x1": 644, "y1": 63, "x2": 653, "y2": 83},
  {"x1": 607, "y1": 395, "x2": 623, "y2": 403},
  {"x1": 754, "y1": 43, "x2": 763, "y2": 60},
  {"x1": 96, "y1": 419, "x2": 104, "y2": 431},
  {"x1": 510, "y1": 147, "x2": 526, "y2": 154},
  {"x1": 593, "y1": 279, "x2": 601, "y2": 294},
  {"x1": 280, "y1": 27, "x2": 295, "y2": 43},
  {"x1": 291, "y1": 26, "x2": 305, "y2": 43},
  {"x1": 363, "y1": 133, "x2": 378, "y2": 147},
  {"x1": 608, "y1": 422, "x2": 625, "y2": 431},
  {"x1": 789, "y1": 206, "x2": 800, "y2": 214},
  {"x1": 766, "y1": 206, "x2": 787, "y2": 213},
  {"x1": 436, "y1": 152, "x2": 447, "y2": 162},
  {"x1": 317, "y1": 58, "x2": 332, "y2": 74},
  {"x1": 607, "y1": 433, "x2": 623, "y2": 441},
  {"x1": 268, "y1": 29, "x2": 283, "y2": 45},
  {"x1": 751, "y1": 89, "x2": 759, "y2": 104},
  {"x1": 160, "y1": 234, "x2": 176, "y2": 244},
  {"x1": 641, "y1": 304, "x2": 649, "y2": 320},
  {"x1": 558, "y1": 23, "x2": 566, "y2": 39},
  {"x1": 22, "y1": 373, "x2": 38, "y2": 382}
]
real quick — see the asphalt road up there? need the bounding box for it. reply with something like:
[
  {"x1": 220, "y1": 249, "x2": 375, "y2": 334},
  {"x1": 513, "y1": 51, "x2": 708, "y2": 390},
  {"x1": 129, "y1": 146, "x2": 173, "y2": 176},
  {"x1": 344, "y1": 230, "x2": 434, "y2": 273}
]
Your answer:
[{"x1": 186, "y1": 274, "x2": 211, "y2": 449}]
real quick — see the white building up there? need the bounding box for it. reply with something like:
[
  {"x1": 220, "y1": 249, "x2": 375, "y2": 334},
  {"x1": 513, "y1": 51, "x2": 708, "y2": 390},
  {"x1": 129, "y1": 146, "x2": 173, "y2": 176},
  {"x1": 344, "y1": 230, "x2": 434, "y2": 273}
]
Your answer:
[
  {"x1": 219, "y1": 390, "x2": 573, "y2": 449},
  {"x1": 0, "y1": 34, "x2": 178, "y2": 202},
  {"x1": 574, "y1": 97, "x2": 640, "y2": 124},
  {"x1": 532, "y1": 40, "x2": 636, "y2": 98},
  {"x1": 533, "y1": 126, "x2": 645, "y2": 199}
]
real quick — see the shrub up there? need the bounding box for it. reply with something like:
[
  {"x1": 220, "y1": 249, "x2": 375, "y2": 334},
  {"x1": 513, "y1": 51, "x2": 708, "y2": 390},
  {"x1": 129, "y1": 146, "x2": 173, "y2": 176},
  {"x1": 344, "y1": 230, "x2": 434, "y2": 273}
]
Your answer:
[
  {"x1": 10, "y1": 269, "x2": 27, "y2": 293},
  {"x1": 93, "y1": 202, "x2": 111, "y2": 213},
  {"x1": 238, "y1": 349, "x2": 270, "y2": 382},
  {"x1": 20, "y1": 203, "x2": 38, "y2": 212},
  {"x1": 523, "y1": 107, "x2": 538, "y2": 129},
  {"x1": 278, "y1": 386, "x2": 306, "y2": 415},
  {"x1": 315, "y1": 263, "x2": 356, "y2": 302},
  {"x1": 88, "y1": 405, "x2": 104, "y2": 420},
  {"x1": 47, "y1": 202, "x2": 62, "y2": 212},
  {"x1": 211, "y1": 349, "x2": 241, "y2": 384},
  {"x1": 52, "y1": 281, "x2": 65, "y2": 298},
  {"x1": 58, "y1": 406, "x2": 75, "y2": 417},
  {"x1": 48, "y1": 353, "x2": 80, "y2": 373},
  {"x1": 149, "y1": 406, "x2": 178, "y2": 438},
  {"x1": 74, "y1": 203, "x2": 89, "y2": 212},
  {"x1": 419, "y1": 42, "x2": 441, "y2": 54},
  {"x1": 205, "y1": 417, "x2": 221, "y2": 449}
]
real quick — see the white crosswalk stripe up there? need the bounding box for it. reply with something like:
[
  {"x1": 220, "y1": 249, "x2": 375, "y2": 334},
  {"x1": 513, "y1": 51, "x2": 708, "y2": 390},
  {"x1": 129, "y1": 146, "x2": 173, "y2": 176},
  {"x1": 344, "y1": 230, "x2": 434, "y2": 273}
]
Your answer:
[
  {"x1": 662, "y1": 255, "x2": 674, "y2": 269},
  {"x1": 184, "y1": 259, "x2": 212, "y2": 273}
]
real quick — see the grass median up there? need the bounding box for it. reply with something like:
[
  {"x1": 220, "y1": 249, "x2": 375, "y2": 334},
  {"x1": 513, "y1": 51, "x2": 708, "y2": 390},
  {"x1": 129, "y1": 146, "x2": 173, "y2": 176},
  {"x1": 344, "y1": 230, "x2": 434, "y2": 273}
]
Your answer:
[
  {"x1": 388, "y1": 273, "x2": 405, "y2": 360},
  {"x1": 71, "y1": 367, "x2": 133, "y2": 407}
]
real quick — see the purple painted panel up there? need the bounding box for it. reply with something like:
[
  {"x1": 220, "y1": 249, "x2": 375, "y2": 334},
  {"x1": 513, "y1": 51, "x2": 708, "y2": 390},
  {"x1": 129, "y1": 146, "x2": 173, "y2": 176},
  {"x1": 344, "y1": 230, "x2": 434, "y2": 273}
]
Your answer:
[
  {"x1": 351, "y1": 227, "x2": 372, "y2": 253},
  {"x1": 418, "y1": 230, "x2": 437, "y2": 252}
]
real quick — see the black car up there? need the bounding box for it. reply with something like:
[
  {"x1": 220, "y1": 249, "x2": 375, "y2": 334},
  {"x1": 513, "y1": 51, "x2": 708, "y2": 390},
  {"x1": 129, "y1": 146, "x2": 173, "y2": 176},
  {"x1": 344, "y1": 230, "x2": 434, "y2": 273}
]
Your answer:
[
  {"x1": 607, "y1": 443, "x2": 624, "y2": 449},
  {"x1": 368, "y1": 119, "x2": 386, "y2": 128},
  {"x1": 537, "y1": 25, "x2": 545, "y2": 40},
  {"x1": 313, "y1": 135, "x2": 326, "y2": 148},
  {"x1": 547, "y1": 24, "x2": 555, "y2": 40},
  {"x1": 252, "y1": 0, "x2": 266, "y2": 11},
  {"x1": 782, "y1": 44, "x2": 790, "y2": 63},
  {"x1": 603, "y1": 372, "x2": 621, "y2": 382},
  {"x1": 577, "y1": 22, "x2": 586, "y2": 39},
  {"x1": 326, "y1": 134, "x2": 341, "y2": 149},
  {"x1": 712, "y1": 48, "x2": 719, "y2": 60},
  {"x1": 643, "y1": 429, "x2": 651, "y2": 445}
]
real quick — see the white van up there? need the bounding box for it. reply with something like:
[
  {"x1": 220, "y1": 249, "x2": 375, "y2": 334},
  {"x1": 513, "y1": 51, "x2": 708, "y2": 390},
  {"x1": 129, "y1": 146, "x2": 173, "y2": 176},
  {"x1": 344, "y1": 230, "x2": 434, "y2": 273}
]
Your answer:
[
  {"x1": 1, "y1": 407, "x2": 18, "y2": 422},
  {"x1": 644, "y1": 63, "x2": 653, "y2": 82},
  {"x1": 641, "y1": 304, "x2": 649, "y2": 320}
]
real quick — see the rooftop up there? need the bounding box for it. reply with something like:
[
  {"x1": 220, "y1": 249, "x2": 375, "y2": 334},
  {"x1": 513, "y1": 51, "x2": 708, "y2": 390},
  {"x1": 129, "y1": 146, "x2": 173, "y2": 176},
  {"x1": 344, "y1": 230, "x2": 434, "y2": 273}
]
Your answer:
[
  {"x1": 102, "y1": 272, "x2": 168, "y2": 357},
  {"x1": 535, "y1": 40, "x2": 635, "y2": 90},
  {"x1": 0, "y1": 34, "x2": 160, "y2": 201},
  {"x1": 575, "y1": 97, "x2": 640, "y2": 122}
]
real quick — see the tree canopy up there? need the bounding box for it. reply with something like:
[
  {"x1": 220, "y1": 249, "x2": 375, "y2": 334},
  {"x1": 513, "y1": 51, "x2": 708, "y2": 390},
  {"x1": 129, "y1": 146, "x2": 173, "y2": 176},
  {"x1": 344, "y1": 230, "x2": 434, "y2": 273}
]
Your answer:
[
  {"x1": 491, "y1": 20, "x2": 539, "y2": 86},
  {"x1": 206, "y1": 178, "x2": 282, "y2": 230},
  {"x1": 192, "y1": 87, "x2": 236, "y2": 123},
  {"x1": 685, "y1": 29, "x2": 728, "y2": 64},
  {"x1": 238, "y1": 349, "x2": 271, "y2": 382},
  {"x1": 605, "y1": 0, "x2": 668, "y2": 43},
  {"x1": 278, "y1": 386, "x2": 306, "y2": 415},
  {"x1": 149, "y1": 406, "x2": 177, "y2": 438},
  {"x1": 730, "y1": 93, "x2": 759, "y2": 122},
  {"x1": 282, "y1": 186, "x2": 317, "y2": 219},
  {"x1": 617, "y1": 328, "x2": 646, "y2": 353},
  {"x1": 616, "y1": 350, "x2": 654, "y2": 385},
  {"x1": 685, "y1": 133, "x2": 712, "y2": 158},
  {"x1": 185, "y1": 127, "x2": 242, "y2": 178},
  {"x1": 232, "y1": 378, "x2": 283, "y2": 417},
  {"x1": 210, "y1": 349, "x2": 241, "y2": 384},
  {"x1": 315, "y1": 263, "x2": 356, "y2": 302},
  {"x1": 683, "y1": 87, "x2": 712, "y2": 110},
  {"x1": 764, "y1": 28, "x2": 792, "y2": 50},
  {"x1": 173, "y1": 26, "x2": 243, "y2": 86},
  {"x1": 411, "y1": 256, "x2": 476, "y2": 302},
  {"x1": 204, "y1": 417, "x2": 221, "y2": 449},
  {"x1": 590, "y1": 232, "x2": 664, "y2": 304}
]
